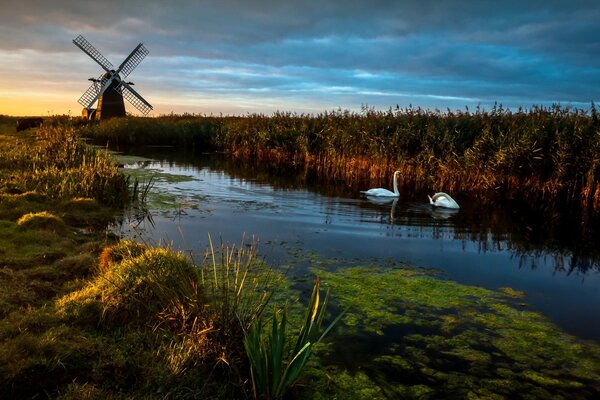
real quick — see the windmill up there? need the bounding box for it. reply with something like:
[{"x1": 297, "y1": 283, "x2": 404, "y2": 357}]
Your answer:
[{"x1": 73, "y1": 35, "x2": 153, "y2": 119}]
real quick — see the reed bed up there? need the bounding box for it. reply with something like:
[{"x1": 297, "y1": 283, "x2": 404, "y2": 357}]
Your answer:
[
  {"x1": 82, "y1": 113, "x2": 220, "y2": 148},
  {"x1": 215, "y1": 106, "x2": 600, "y2": 216},
  {"x1": 78, "y1": 105, "x2": 600, "y2": 216},
  {"x1": 2, "y1": 126, "x2": 128, "y2": 206}
]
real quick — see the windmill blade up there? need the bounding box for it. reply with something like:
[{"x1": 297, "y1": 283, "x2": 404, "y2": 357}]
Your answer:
[
  {"x1": 81, "y1": 75, "x2": 117, "y2": 109},
  {"x1": 73, "y1": 35, "x2": 114, "y2": 72},
  {"x1": 77, "y1": 74, "x2": 107, "y2": 108},
  {"x1": 116, "y1": 43, "x2": 149, "y2": 78},
  {"x1": 115, "y1": 81, "x2": 153, "y2": 115}
]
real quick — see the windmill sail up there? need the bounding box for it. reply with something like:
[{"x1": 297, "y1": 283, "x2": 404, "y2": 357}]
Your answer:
[
  {"x1": 74, "y1": 34, "x2": 152, "y2": 118},
  {"x1": 115, "y1": 82, "x2": 153, "y2": 115},
  {"x1": 73, "y1": 35, "x2": 114, "y2": 72},
  {"x1": 117, "y1": 43, "x2": 149, "y2": 78},
  {"x1": 77, "y1": 74, "x2": 108, "y2": 108}
]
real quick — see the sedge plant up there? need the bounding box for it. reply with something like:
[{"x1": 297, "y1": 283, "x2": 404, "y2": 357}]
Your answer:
[{"x1": 244, "y1": 276, "x2": 344, "y2": 399}]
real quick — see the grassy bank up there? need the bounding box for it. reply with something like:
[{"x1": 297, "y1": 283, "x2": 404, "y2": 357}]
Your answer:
[
  {"x1": 0, "y1": 124, "x2": 128, "y2": 397},
  {"x1": 80, "y1": 105, "x2": 600, "y2": 218},
  {"x1": 0, "y1": 124, "x2": 339, "y2": 399}
]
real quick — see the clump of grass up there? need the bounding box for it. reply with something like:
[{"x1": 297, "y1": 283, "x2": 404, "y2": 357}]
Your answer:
[
  {"x1": 244, "y1": 277, "x2": 344, "y2": 400},
  {"x1": 58, "y1": 245, "x2": 199, "y2": 326},
  {"x1": 59, "y1": 238, "x2": 279, "y2": 378},
  {"x1": 63, "y1": 197, "x2": 100, "y2": 212},
  {"x1": 0, "y1": 192, "x2": 49, "y2": 220},
  {"x1": 97, "y1": 240, "x2": 146, "y2": 272},
  {"x1": 17, "y1": 211, "x2": 68, "y2": 235}
]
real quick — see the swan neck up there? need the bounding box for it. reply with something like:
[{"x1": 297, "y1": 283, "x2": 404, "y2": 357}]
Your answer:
[{"x1": 393, "y1": 173, "x2": 399, "y2": 195}]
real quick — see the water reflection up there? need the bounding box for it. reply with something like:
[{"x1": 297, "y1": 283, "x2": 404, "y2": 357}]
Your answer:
[
  {"x1": 113, "y1": 146, "x2": 600, "y2": 273},
  {"x1": 111, "y1": 146, "x2": 600, "y2": 341}
]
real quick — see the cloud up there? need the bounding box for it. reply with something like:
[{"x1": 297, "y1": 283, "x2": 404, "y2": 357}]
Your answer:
[{"x1": 1, "y1": 0, "x2": 599, "y2": 115}]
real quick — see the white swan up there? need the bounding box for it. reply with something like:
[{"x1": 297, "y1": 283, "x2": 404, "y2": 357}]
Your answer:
[
  {"x1": 361, "y1": 171, "x2": 401, "y2": 197},
  {"x1": 428, "y1": 192, "x2": 460, "y2": 209}
]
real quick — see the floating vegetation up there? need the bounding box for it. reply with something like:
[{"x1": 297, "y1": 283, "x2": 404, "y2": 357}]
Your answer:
[
  {"x1": 120, "y1": 164, "x2": 202, "y2": 212},
  {"x1": 292, "y1": 263, "x2": 600, "y2": 399}
]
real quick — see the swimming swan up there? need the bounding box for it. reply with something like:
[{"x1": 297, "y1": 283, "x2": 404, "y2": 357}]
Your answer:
[
  {"x1": 361, "y1": 171, "x2": 401, "y2": 197},
  {"x1": 428, "y1": 192, "x2": 460, "y2": 209}
]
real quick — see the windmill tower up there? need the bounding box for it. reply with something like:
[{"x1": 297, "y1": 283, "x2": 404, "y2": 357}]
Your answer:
[{"x1": 73, "y1": 35, "x2": 153, "y2": 119}]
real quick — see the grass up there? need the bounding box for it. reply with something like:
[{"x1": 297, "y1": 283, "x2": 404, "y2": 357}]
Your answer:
[{"x1": 1, "y1": 124, "x2": 129, "y2": 206}]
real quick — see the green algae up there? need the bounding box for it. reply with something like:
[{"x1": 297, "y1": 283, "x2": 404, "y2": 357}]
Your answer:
[
  {"x1": 299, "y1": 261, "x2": 600, "y2": 399},
  {"x1": 120, "y1": 167, "x2": 204, "y2": 211},
  {"x1": 121, "y1": 166, "x2": 196, "y2": 185},
  {"x1": 498, "y1": 287, "x2": 527, "y2": 299}
]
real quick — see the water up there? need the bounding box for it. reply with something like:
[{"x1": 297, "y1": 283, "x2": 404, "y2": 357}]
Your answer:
[{"x1": 113, "y1": 146, "x2": 600, "y2": 343}]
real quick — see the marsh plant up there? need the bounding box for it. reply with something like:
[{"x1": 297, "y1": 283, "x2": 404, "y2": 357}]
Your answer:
[
  {"x1": 79, "y1": 105, "x2": 600, "y2": 217},
  {"x1": 244, "y1": 277, "x2": 344, "y2": 400},
  {"x1": 57, "y1": 237, "x2": 283, "y2": 395},
  {"x1": 3, "y1": 126, "x2": 128, "y2": 206}
]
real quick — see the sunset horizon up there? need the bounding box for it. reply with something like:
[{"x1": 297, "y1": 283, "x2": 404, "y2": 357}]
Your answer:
[{"x1": 1, "y1": 1, "x2": 598, "y2": 117}]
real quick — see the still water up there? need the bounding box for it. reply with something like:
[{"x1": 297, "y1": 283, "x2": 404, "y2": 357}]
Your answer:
[{"x1": 113, "y1": 147, "x2": 600, "y2": 343}]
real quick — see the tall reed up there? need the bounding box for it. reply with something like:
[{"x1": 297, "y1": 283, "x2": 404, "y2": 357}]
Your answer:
[
  {"x1": 8, "y1": 126, "x2": 128, "y2": 206},
  {"x1": 77, "y1": 104, "x2": 600, "y2": 216},
  {"x1": 215, "y1": 105, "x2": 600, "y2": 216}
]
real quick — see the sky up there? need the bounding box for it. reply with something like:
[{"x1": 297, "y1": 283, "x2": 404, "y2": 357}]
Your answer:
[{"x1": 1, "y1": 0, "x2": 599, "y2": 116}]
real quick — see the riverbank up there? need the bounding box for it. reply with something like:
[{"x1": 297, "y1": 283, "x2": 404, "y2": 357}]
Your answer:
[
  {"x1": 0, "y1": 123, "x2": 132, "y2": 397},
  {"x1": 80, "y1": 105, "x2": 600, "y2": 219},
  {"x1": 0, "y1": 123, "x2": 337, "y2": 399}
]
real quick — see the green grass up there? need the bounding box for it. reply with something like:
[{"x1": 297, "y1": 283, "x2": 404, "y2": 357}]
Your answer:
[{"x1": 0, "y1": 125, "x2": 129, "y2": 206}]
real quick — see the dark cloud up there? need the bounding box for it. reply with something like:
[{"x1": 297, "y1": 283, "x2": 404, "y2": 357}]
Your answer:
[{"x1": 1, "y1": 0, "x2": 599, "y2": 114}]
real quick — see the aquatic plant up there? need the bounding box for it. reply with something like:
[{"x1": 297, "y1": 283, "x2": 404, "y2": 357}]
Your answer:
[
  {"x1": 304, "y1": 263, "x2": 600, "y2": 399},
  {"x1": 244, "y1": 277, "x2": 344, "y2": 400}
]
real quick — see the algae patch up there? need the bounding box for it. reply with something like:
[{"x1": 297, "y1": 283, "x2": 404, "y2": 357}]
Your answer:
[
  {"x1": 299, "y1": 263, "x2": 600, "y2": 399},
  {"x1": 121, "y1": 166, "x2": 203, "y2": 211}
]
